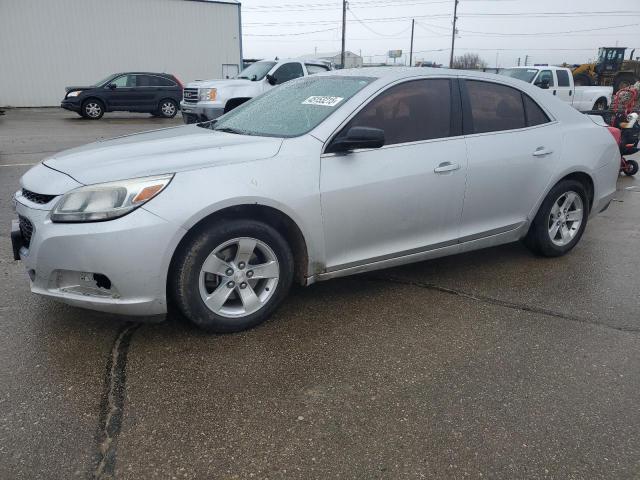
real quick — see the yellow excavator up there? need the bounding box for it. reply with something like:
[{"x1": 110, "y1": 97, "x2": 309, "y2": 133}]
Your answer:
[{"x1": 572, "y1": 47, "x2": 640, "y2": 92}]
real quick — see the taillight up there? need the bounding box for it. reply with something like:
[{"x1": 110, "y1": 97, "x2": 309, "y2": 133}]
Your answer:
[
  {"x1": 173, "y1": 76, "x2": 183, "y2": 89},
  {"x1": 607, "y1": 126, "x2": 621, "y2": 145}
]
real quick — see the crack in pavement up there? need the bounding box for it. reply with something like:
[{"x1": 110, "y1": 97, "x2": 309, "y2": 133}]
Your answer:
[
  {"x1": 368, "y1": 276, "x2": 640, "y2": 334},
  {"x1": 93, "y1": 323, "x2": 140, "y2": 480}
]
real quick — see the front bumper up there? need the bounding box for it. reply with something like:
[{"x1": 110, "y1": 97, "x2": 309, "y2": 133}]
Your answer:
[
  {"x1": 61, "y1": 98, "x2": 81, "y2": 112},
  {"x1": 179, "y1": 101, "x2": 224, "y2": 123},
  {"x1": 12, "y1": 199, "x2": 185, "y2": 316}
]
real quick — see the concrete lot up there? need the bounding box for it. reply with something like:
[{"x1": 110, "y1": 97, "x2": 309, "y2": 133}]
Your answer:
[{"x1": 1, "y1": 108, "x2": 639, "y2": 479}]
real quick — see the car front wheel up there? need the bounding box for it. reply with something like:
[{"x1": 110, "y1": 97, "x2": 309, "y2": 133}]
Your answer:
[
  {"x1": 524, "y1": 180, "x2": 589, "y2": 257},
  {"x1": 170, "y1": 219, "x2": 294, "y2": 333},
  {"x1": 82, "y1": 99, "x2": 104, "y2": 119}
]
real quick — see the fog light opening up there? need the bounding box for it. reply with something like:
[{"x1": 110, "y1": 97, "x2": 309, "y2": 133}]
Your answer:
[
  {"x1": 93, "y1": 273, "x2": 112, "y2": 290},
  {"x1": 28, "y1": 269, "x2": 36, "y2": 282}
]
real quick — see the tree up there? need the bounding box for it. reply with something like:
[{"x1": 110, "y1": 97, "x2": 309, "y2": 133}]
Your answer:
[{"x1": 452, "y1": 53, "x2": 488, "y2": 70}]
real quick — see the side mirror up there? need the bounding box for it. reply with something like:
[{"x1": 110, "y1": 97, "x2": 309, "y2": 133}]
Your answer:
[
  {"x1": 328, "y1": 126, "x2": 385, "y2": 153},
  {"x1": 266, "y1": 74, "x2": 277, "y2": 86},
  {"x1": 107, "y1": 83, "x2": 117, "y2": 90},
  {"x1": 535, "y1": 78, "x2": 550, "y2": 89}
]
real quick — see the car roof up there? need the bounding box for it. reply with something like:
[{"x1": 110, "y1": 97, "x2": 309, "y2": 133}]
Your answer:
[{"x1": 112, "y1": 72, "x2": 175, "y2": 76}]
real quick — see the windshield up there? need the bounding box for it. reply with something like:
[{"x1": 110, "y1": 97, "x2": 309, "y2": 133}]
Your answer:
[
  {"x1": 237, "y1": 61, "x2": 277, "y2": 81},
  {"x1": 500, "y1": 68, "x2": 539, "y2": 83},
  {"x1": 208, "y1": 76, "x2": 374, "y2": 137},
  {"x1": 93, "y1": 74, "x2": 117, "y2": 86}
]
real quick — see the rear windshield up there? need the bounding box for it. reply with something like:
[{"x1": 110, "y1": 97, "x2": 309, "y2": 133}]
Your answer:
[
  {"x1": 500, "y1": 68, "x2": 539, "y2": 83},
  {"x1": 208, "y1": 76, "x2": 374, "y2": 137}
]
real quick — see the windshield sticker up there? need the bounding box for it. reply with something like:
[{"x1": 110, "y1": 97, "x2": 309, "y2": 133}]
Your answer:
[{"x1": 302, "y1": 96, "x2": 344, "y2": 107}]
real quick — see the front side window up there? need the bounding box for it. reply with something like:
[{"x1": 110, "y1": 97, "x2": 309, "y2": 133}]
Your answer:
[
  {"x1": 111, "y1": 74, "x2": 135, "y2": 88},
  {"x1": 556, "y1": 70, "x2": 571, "y2": 87},
  {"x1": 210, "y1": 76, "x2": 373, "y2": 137},
  {"x1": 466, "y1": 80, "x2": 526, "y2": 134},
  {"x1": 536, "y1": 70, "x2": 555, "y2": 87},
  {"x1": 272, "y1": 63, "x2": 304, "y2": 85},
  {"x1": 306, "y1": 64, "x2": 330, "y2": 75},
  {"x1": 341, "y1": 79, "x2": 452, "y2": 146}
]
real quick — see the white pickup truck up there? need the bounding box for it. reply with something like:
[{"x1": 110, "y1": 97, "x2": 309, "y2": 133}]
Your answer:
[
  {"x1": 500, "y1": 66, "x2": 612, "y2": 111},
  {"x1": 180, "y1": 59, "x2": 331, "y2": 124}
]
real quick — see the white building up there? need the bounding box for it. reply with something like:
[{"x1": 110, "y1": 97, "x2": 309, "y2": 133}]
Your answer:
[
  {"x1": 301, "y1": 51, "x2": 363, "y2": 69},
  {"x1": 0, "y1": 0, "x2": 242, "y2": 107}
]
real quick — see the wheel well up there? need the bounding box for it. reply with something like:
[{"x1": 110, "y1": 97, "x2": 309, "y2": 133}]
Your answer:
[
  {"x1": 224, "y1": 97, "x2": 251, "y2": 113},
  {"x1": 595, "y1": 96, "x2": 607, "y2": 106},
  {"x1": 82, "y1": 97, "x2": 105, "y2": 109},
  {"x1": 560, "y1": 172, "x2": 594, "y2": 211},
  {"x1": 168, "y1": 204, "x2": 310, "y2": 287}
]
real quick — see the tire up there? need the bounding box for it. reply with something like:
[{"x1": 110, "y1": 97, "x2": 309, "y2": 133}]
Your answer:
[
  {"x1": 524, "y1": 180, "x2": 589, "y2": 257},
  {"x1": 81, "y1": 99, "x2": 104, "y2": 119},
  {"x1": 593, "y1": 98, "x2": 607, "y2": 111},
  {"x1": 624, "y1": 159, "x2": 639, "y2": 176},
  {"x1": 157, "y1": 99, "x2": 178, "y2": 118},
  {"x1": 573, "y1": 73, "x2": 592, "y2": 87},
  {"x1": 613, "y1": 73, "x2": 637, "y2": 93},
  {"x1": 170, "y1": 219, "x2": 294, "y2": 333}
]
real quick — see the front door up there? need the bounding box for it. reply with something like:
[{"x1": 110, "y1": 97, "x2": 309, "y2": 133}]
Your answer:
[
  {"x1": 107, "y1": 74, "x2": 140, "y2": 109},
  {"x1": 320, "y1": 78, "x2": 467, "y2": 271},
  {"x1": 460, "y1": 79, "x2": 562, "y2": 239}
]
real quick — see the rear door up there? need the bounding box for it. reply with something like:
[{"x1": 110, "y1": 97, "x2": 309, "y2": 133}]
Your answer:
[
  {"x1": 554, "y1": 69, "x2": 573, "y2": 104},
  {"x1": 460, "y1": 79, "x2": 562, "y2": 240},
  {"x1": 320, "y1": 78, "x2": 467, "y2": 271},
  {"x1": 137, "y1": 74, "x2": 178, "y2": 111}
]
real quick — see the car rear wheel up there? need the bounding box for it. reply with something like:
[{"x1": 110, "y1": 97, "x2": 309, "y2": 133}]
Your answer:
[
  {"x1": 170, "y1": 219, "x2": 294, "y2": 333},
  {"x1": 524, "y1": 180, "x2": 589, "y2": 257},
  {"x1": 82, "y1": 99, "x2": 104, "y2": 119},
  {"x1": 158, "y1": 99, "x2": 178, "y2": 118}
]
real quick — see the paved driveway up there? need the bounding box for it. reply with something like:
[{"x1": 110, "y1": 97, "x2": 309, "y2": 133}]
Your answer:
[{"x1": 1, "y1": 109, "x2": 639, "y2": 479}]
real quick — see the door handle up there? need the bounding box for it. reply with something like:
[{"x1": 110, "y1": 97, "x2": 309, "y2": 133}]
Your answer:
[
  {"x1": 553, "y1": 90, "x2": 557, "y2": 95},
  {"x1": 434, "y1": 162, "x2": 460, "y2": 173},
  {"x1": 532, "y1": 147, "x2": 553, "y2": 157}
]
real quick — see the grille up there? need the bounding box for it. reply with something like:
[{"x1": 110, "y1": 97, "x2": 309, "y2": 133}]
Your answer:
[
  {"x1": 183, "y1": 88, "x2": 199, "y2": 103},
  {"x1": 18, "y1": 215, "x2": 34, "y2": 246},
  {"x1": 22, "y1": 188, "x2": 56, "y2": 204}
]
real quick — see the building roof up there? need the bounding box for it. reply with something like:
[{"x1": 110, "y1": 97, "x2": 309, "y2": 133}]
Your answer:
[
  {"x1": 185, "y1": 0, "x2": 239, "y2": 4},
  {"x1": 300, "y1": 51, "x2": 361, "y2": 60}
]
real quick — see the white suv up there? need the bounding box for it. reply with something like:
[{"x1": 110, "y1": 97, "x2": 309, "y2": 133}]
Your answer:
[{"x1": 180, "y1": 59, "x2": 331, "y2": 123}]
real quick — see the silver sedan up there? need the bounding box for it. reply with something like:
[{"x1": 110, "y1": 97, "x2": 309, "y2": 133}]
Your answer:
[{"x1": 12, "y1": 68, "x2": 620, "y2": 332}]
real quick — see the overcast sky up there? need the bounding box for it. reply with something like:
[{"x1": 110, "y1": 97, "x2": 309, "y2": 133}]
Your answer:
[{"x1": 239, "y1": 0, "x2": 640, "y2": 67}]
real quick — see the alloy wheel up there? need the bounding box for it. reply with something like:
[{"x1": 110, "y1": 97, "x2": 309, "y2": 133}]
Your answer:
[
  {"x1": 547, "y1": 191, "x2": 584, "y2": 246},
  {"x1": 198, "y1": 237, "x2": 280, "y2": 318},
  {"x1": 85, "y1": 102, "x2": 102, "y2": 118},
  {"x1": 161, "y1": 101, "x2": 176, "y2": 117}
]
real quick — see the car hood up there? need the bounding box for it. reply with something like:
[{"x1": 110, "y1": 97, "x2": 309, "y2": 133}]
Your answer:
[
  {"x1": 42, "y1": 125, "x2": 283, "y2": 185},
  {"x1": 186, "y1": 79, "x2": 254, "y2": 89}
]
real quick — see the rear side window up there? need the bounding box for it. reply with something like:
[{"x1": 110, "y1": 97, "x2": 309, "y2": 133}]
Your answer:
[
  {"x1": 345, "y1": 79, "x2": 452, "y2": 145},
  {"x1": 523, "y1": 94, "x2": 550, "y2": 126},
  {"x1": 556, "y1": 69, "x2": 571, "y2": 87},
  {"x1": 466, "y1": 80, "x2": 525, "y2": 133},
  {"x1": 137, "y1": 75, "x2": 176, "y2": 87},
  {"x1": 306, "y1": 64, "x2": 330, "y2": 75}
]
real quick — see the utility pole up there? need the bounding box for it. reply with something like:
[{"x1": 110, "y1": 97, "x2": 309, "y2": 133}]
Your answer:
[
  {"x1": 341, "y1": 0, "x2": 347, "y2": 69},
  {"x1": 449, "y1": 0, "x2": 459, "y2": 68},
  {"x1": 409, "y1": 18, "x2": 415, "y2": 67},
  {"x1": 517, "y1": 57, "x2": 521, "y2": 66},
  {"x1": 524, "y1": 54, "x2": 529, "y2": 66}
]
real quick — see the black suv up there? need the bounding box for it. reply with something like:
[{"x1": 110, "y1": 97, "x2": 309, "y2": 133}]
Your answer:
[{"x1": 61, "y1": 72, "x2": 183, "y2": 119}]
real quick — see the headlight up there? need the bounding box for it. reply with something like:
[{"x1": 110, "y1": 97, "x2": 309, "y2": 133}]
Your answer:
[
  {"x1": 66, "y1": 91, "x2": 82, "y2": 97},
  {"x1": 199, "y1": 88, "x2": 217, "y2": 101},
  {"x1": 50, "y1": 174, "x2": 173, "y2": 223}
]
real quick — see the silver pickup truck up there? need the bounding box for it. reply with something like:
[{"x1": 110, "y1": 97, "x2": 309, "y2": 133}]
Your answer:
[{"x1": 181, "y1": 59, "x2": 331, "y2": 123}]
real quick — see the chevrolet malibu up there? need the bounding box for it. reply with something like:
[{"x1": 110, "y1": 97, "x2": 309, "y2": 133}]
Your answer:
[{"x1": 11, "y1": 68, "x2": 619, "y2": 332}]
